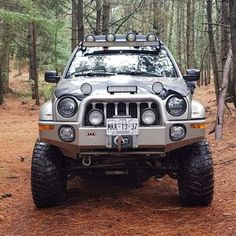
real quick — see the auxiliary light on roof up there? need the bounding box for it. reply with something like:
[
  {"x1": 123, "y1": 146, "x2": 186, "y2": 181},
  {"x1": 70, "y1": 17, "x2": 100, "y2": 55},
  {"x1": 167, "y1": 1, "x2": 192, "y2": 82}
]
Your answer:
[
  {"x1": 146, "y1": 33, "x2": 158, "y2": 42},
  {"x1": 85, "y1": 34, "x2": 95, "y2": 42},
  {"x1": 106, "y1": 33, "x2": 116, "y2": 42},
  {"x1": 126, "y1": 32, "x2": 137, "y2": 42}
]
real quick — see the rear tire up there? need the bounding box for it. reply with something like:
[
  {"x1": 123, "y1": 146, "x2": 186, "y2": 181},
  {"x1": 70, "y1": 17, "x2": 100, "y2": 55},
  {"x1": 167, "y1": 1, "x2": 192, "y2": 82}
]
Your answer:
[
  {"x1": 31, "y1": 141, "x2": 66, "y2": 208},
  {"x1": 177, "y1": 140, "x2": 214, "y2": 206}
]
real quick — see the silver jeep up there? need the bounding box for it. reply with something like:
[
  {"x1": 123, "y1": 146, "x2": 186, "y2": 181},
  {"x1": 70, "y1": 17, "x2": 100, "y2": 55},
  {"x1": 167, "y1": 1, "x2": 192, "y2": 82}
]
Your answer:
[{"x1": 31, "y1": 33, "x2": 214, "y2": 208}]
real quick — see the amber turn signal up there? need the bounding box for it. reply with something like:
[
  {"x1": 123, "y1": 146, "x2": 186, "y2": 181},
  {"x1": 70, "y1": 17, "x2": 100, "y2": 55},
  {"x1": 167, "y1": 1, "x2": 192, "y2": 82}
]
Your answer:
[
  {"x1": 190, "y1": 123, "x2": 206, "y2": 129},
  {"x1": 39, "y1": 124, "x2": 54, "y2": 131}
]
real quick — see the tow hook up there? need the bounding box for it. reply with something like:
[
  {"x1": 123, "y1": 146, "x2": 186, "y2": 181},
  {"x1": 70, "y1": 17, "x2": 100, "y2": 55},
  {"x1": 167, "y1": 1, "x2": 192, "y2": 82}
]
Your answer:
[{"x1": 82, "y1": 157, "x2": 92, "y2": 167}]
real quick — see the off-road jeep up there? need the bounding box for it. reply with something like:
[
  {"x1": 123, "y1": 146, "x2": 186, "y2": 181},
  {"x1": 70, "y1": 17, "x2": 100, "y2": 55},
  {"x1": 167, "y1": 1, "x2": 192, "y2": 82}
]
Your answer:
[{"x1": 31, "y1": 33, "x2": 214, "y2": 208}]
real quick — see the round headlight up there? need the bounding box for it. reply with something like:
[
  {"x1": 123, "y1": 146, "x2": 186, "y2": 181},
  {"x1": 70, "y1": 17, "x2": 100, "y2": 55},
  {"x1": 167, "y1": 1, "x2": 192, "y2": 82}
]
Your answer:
[
  {"x1": 147, "y1": 33, "x2": 157, "y2": 42},
  {"x1": 141, "y1": 109, "x2": 156, "y2": 125},
  {"x1": 85, "y1": 34, "x2": 95, "y2": 42},
  {"x1": 88, "y1": 110, "x2": 103, "y2": 126},
  {"x1": 166, "y1": 96, "x2": 187, "y2": 117},
  {"x1": 58, "y1": 97, "x2": 77, "y2": 118},
  {"x1": 59, "y1": 126, "x2": 75, "y2": 142},
  {"x1": 152, "y1": 82, "x2": 164, "y2": 94},
  {"x1": 126, "y1": 32, "x2": 136, "y2": 42},
  {"x1": 81, "y1": 83, "x2": 92, "y2": 95},
  {"x1": 106, "y1": 33, "x2": 116, "y2": 42}
]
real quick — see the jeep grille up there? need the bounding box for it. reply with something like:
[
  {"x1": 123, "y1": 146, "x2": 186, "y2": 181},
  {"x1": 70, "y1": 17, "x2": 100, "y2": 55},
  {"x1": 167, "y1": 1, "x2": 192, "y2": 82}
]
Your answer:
[{"x1": 84, "y1": 102, "x2": 160, "y2": 127}]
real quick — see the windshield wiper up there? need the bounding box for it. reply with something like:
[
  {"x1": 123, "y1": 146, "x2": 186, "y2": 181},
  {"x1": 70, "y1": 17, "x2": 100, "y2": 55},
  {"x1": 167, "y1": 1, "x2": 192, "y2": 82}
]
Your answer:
[
  {"x1": 74, "y1": 70, "x2": 116, "y2": 77},
  {"x1": 117, "y1": 71, "x2": 161, "y2": 77}
]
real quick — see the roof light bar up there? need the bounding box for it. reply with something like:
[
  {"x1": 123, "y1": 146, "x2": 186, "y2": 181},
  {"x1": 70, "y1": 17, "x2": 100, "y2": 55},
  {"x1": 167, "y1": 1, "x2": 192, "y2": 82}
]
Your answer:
[
  {"x1": 83, "y1": 33, "x2": 160, "y2": 48},
  {"x1": 106, "y1": 33, "x2": 116, "y2": 42},
  {"x1": 126, "y1": 32, "x2": 136, "y2": 42}
]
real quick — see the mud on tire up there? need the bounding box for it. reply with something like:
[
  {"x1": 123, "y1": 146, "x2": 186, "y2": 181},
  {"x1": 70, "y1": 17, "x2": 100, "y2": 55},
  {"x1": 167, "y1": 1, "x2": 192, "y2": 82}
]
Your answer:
[
  {"x1": 177, "y1": 140, "x2": 214, "y2": 206},
  {"x1": 31, "y1": 141, "x2": 66, "y2": 208}
]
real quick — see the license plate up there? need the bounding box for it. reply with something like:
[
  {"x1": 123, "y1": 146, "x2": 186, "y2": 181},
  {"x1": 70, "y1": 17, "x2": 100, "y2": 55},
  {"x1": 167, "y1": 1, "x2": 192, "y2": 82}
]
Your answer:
[{"x1": 106, "y1": 118, "x2": 139, "y2": 135}]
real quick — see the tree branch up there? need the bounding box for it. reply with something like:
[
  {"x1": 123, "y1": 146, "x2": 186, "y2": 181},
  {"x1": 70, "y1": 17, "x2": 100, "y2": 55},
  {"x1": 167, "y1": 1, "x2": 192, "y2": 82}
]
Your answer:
[{"x1": 114, "y1": 0, "x2": 144, "y2": 34}]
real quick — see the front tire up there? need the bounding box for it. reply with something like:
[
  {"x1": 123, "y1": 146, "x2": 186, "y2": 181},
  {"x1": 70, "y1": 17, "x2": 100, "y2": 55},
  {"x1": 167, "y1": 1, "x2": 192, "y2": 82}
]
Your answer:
[
  {"x1": 31, "y1": 141, "x2": 66, "y2": 208},
  {"x1": 177, "y1": 140, "x2": 214, "y2": 206}
]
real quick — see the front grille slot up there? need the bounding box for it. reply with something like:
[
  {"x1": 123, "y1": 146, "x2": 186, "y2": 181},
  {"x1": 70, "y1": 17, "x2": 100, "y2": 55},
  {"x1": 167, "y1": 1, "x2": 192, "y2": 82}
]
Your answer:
[
  {"x1": 84, "y1": 101, "x2": 160, "y2": 127},
  {"x1": 118, "y1": 103, "x2": 126, "y2": 116},
  {"x1": 107, "y1": 103, "x2": 115, "y2": 118},
  {"x1": 95, "y1": 103, "x2": 104, "y2": 111},
  {"x1": 129, "y1": 103, "x2": 137, "y2": 118}
]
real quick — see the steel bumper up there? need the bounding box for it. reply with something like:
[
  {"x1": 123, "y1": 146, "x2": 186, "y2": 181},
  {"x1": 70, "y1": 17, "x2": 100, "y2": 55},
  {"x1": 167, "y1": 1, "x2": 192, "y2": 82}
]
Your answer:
[{"x1": 39, "y1": 119, "x2": 206, "y2": 158}]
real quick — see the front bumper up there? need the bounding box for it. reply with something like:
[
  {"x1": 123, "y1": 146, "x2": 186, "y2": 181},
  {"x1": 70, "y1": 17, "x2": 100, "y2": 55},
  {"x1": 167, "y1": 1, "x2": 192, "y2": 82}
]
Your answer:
[{"x1": 39, "y1": 119, "x2": 206, "y2": 158}]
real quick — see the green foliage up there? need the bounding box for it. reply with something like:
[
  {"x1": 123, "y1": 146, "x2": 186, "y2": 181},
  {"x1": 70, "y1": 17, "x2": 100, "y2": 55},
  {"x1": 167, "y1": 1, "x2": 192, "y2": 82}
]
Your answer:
[{"x1": 39, "y1": 80, "x2": 56, "y2": 101}]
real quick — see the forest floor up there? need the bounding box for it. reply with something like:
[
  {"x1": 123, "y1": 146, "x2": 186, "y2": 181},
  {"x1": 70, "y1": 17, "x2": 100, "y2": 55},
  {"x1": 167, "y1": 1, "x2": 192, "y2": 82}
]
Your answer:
[{"x1": 0, "y1": 74, "x2": 236, "y2": 235}]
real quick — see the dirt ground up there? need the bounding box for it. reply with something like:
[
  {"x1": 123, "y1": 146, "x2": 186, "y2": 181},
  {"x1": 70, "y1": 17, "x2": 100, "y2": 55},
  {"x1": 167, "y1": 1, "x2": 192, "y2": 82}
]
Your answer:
[{"x1": 0, "y1": 77, "x2": 236, "y2": 235}]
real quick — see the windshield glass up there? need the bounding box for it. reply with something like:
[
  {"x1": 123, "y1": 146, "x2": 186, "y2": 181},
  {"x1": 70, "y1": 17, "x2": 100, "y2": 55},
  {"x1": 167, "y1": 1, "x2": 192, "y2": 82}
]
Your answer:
[{"x1": 66, "y1": 48, "x2": 177, "y2": 78}]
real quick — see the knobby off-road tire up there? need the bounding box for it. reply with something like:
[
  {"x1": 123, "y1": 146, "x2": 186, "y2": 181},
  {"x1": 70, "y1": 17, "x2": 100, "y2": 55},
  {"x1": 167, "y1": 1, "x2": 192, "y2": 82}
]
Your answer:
[
  {"x1": 177, "y1": 140, "x2": 214, "y2": 206},
  {"x1": 31, "y1": 141, "x2": 67, "y2": 208}
]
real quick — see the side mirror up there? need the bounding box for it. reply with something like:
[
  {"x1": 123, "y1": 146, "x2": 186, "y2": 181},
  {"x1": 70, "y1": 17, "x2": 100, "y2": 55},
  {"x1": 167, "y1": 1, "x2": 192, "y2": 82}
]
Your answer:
[
  {"x1": 183, "y1": 69, "x2": 200, "y2": 81},
  {"x1": 45, "y1": 71, "x2": 60, "y2": 83}
]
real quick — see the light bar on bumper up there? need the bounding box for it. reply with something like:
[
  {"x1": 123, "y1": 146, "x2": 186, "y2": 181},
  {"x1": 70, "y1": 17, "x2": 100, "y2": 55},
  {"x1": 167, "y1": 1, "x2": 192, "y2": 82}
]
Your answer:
[{"x1": 107, "y1": 86, "x2": 137, "y2": 94}]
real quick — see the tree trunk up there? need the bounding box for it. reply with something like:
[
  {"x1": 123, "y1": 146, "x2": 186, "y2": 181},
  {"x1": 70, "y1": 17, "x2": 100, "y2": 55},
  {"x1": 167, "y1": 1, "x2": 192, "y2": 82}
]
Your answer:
[
  {"x1": 229, "y1": 0, "x2": 236, "y2": 107},
  {"x1": 77, "y1": 0, "x2": 84, "y2": 43},
  {"x1": 167, "y1": 1, "x2": 174, "y2": 47},
  {"x1": 102, "y1": 0, "x2": 110, "y2": 34},
  {"x1": 215, "y1": 48, "x2": 232, "y2": 140},
  {"x1": 186, "y1": 0, "x2": 194, "y2": 68},
  {"x1": 207, "y1": 0, "x2": 220, "y2": 100},
  {"x1": 28, "y1": 22, "x2": 40, "y2": 106},
  {"x1": 95, "y1": 0, "x2": 102, "y2": 34},
  {"x1": 182, "y1": 3, "x2": 187, "y2": 71},
  {"x1": 28, "y1": 23, "x2": 35, "y2": 100},
  {"x1": 1, "y1": 21, "x2": 11, "y2": 94},
  {"x1": 207, "y1": 53, "x2": 211, "y2": 84},
  {"x1": 32, "y1": 22, "x2": 40, "y2": 106},
  {"x1": 71, "y1": 0, "x2": 77, "y2": 51},
  {"x1": 176, "y1": 0, "x2": 183, "y2": 72},
  {"x1": 0, "y1": 64, "x2": 4, "y2": 105},
  {"x1": 220, "y1": 0, "x2": 230, "y2": 74}
]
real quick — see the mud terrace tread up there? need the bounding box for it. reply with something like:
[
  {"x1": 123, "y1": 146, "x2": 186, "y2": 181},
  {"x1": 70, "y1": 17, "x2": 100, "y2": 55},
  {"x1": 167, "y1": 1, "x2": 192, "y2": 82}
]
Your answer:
[
  {"x1": 31, "y1": 141, "x2": 66, "y2": 208},
  {"x1": 177, "y1": 140, "x2": 214, "y2": 206}
]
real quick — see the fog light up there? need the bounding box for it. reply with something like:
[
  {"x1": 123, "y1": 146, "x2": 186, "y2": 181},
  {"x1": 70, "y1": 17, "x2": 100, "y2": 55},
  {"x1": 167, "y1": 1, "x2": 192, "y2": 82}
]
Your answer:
[
  {"x1": 59, "y1": 126, "x2": 75, "y2": 142},
  {"x1": 88, "y1": 110, "x2": 103, "y2": 126},
  {"x1": 170, "y1": 125, "x2": 186, "y2": 141},
  {"x1": 141, "y1": 109, "x2": 156, "y2": 125}
]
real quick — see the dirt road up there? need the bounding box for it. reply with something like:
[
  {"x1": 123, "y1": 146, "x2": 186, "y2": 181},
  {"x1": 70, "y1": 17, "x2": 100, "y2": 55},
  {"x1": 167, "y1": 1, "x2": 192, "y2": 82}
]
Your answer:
[{"x1": 0, "y1": 85, "x2": 236, "y2": 235}]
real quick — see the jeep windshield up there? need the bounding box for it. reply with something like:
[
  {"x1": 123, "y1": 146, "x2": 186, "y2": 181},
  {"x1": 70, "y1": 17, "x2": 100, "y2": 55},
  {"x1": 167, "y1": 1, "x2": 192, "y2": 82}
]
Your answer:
[{"x1": 66, "y1": 48, "x2": 177, "y2": 78}]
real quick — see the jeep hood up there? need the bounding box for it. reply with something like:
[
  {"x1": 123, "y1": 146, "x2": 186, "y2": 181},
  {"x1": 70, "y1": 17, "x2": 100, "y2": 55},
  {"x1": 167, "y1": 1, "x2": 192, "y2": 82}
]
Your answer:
[{"x1": 54, "y1": 75, "x2": 190, "y2": 100}]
